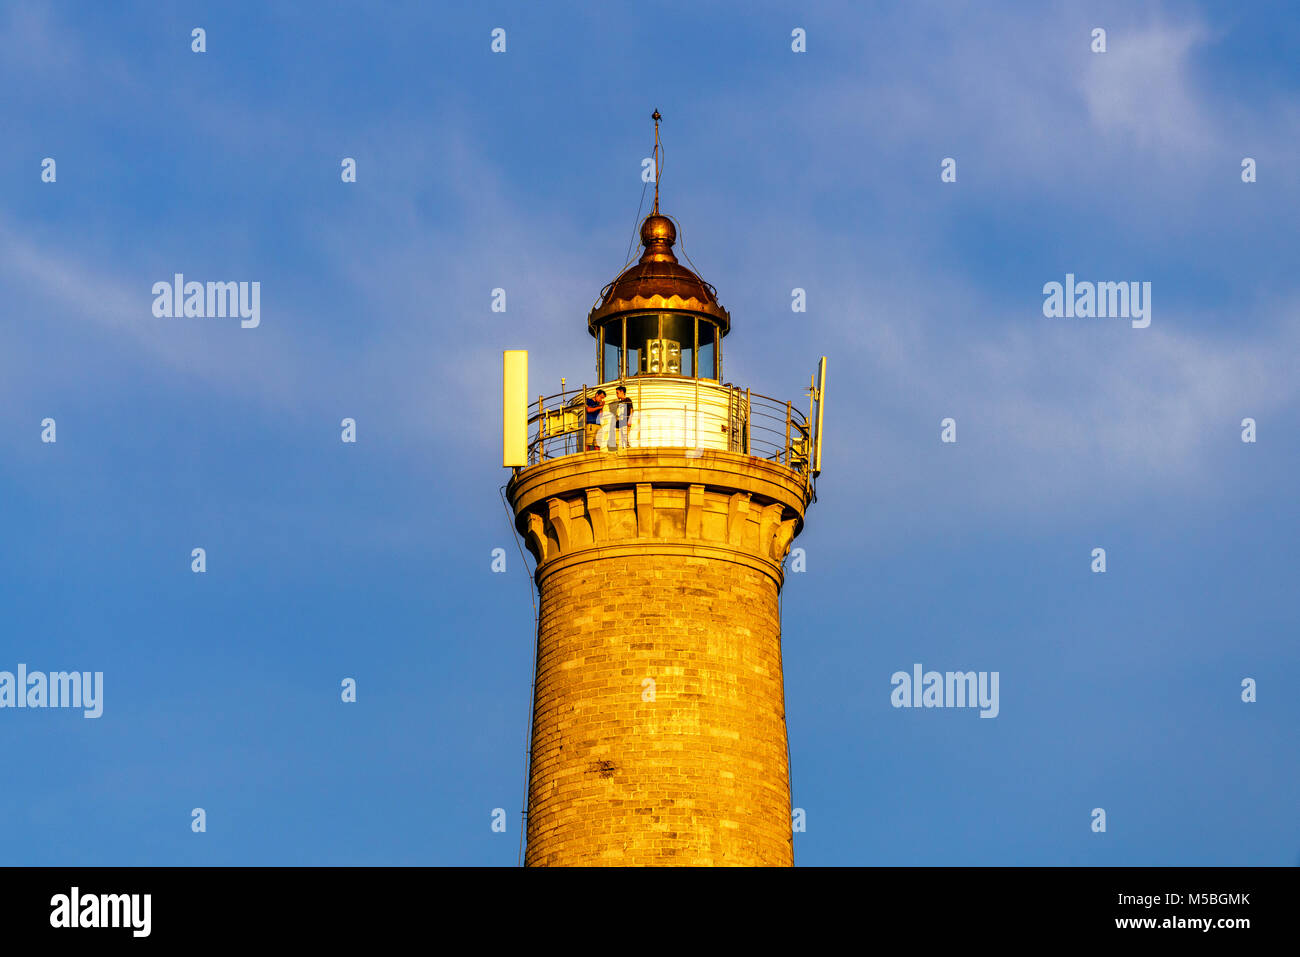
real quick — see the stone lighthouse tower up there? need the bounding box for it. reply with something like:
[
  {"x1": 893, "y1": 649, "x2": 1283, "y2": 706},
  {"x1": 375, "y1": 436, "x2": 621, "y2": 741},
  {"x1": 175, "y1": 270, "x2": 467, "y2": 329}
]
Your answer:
[{"x1": 502, "y1": 113, "x2": 825, "y2": 867}]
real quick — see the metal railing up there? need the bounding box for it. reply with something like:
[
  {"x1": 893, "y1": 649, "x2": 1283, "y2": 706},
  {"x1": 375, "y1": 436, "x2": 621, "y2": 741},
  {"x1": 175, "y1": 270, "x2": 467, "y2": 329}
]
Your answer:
[{"x1": 525, "y1": 377, "x2": 812, "y2": 476}]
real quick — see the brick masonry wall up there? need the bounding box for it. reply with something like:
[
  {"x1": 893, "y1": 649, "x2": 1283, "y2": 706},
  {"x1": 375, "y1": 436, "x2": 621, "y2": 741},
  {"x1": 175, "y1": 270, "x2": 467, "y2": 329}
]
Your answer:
[{"x1": 524, "y1": 551, "x2": 793, "y2": 866}]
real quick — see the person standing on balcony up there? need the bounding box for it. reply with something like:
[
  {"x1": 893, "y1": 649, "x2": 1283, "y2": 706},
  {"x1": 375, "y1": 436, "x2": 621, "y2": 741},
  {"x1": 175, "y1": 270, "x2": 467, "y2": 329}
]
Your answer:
[
  {"x1": 613, "y1": 385, "x2": 634, "y2": 450},
  {"x1": 585, "y1": 390, "x2": 606, "y2": 451}
]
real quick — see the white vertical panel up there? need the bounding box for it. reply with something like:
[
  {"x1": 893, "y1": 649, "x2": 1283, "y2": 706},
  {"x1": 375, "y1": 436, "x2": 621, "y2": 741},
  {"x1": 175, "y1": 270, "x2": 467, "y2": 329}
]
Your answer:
[{"x1": 502, "y1": 350, "x2": 528, "y2": 467}]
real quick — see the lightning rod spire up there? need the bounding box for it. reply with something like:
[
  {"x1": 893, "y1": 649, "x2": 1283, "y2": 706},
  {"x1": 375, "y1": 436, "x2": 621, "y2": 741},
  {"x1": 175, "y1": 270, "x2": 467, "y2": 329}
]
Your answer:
[{"x1": 651, "y1": 109, "x2": 662, "y2": 214}]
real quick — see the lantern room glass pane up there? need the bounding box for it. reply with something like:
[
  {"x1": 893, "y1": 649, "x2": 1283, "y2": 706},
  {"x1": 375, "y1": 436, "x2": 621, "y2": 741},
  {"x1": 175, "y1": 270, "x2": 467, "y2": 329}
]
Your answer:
[
  {"x1": 698, "y1": 322, "x2": 717, "y2": 380},
  {"x1": 626, "y1": 313, "x2": 658, "y2": 375},
  {"x1": 603, "y1": 337, "x2": 620, "y2": 382}
]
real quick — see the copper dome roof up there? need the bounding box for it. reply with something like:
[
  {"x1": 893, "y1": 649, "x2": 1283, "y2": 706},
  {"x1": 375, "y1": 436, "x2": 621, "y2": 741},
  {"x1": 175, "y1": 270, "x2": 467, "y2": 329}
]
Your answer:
[{"x1": 587, "y1": 214, "x2": 731, "y2": 336}]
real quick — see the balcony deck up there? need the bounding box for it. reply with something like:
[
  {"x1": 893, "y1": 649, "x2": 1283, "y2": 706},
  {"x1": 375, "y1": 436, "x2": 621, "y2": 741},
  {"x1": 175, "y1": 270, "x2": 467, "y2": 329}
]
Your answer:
[{"x1": 525, "y1": 376, "x2": 812, "y2": 481}]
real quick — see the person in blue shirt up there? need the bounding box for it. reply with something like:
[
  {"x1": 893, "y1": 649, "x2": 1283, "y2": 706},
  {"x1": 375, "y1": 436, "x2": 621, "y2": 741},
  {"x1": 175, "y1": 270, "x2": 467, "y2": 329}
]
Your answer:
[{"x1": 585, "y1": 390, "x2": 606, "y2": 451}]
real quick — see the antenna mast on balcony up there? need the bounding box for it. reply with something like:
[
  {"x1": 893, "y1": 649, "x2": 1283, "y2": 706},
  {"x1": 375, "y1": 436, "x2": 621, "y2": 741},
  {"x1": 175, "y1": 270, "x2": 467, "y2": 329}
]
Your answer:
[{"x1": 652, "y1": 109, "x2": 662, "y2": 215}]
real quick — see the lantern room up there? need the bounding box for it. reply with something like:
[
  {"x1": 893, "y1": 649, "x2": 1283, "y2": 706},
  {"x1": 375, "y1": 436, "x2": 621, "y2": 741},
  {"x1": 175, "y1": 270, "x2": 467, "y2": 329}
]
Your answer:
[{"x1": 588, "y1": 212, "x2": 731, "y2": 383}]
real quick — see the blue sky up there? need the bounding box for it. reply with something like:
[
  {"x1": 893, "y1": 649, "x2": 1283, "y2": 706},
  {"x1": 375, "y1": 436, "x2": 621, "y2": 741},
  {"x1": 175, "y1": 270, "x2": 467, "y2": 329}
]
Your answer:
[{"x1": 1, "y1": 0, "x2": 1296, "y2": 865}]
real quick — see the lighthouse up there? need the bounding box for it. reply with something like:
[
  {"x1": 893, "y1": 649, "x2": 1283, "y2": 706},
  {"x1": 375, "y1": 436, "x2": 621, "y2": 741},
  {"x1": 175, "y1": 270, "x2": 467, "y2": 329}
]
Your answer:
[{"x1": 502, "y1": 112, "x2": 825, "y2": 866}]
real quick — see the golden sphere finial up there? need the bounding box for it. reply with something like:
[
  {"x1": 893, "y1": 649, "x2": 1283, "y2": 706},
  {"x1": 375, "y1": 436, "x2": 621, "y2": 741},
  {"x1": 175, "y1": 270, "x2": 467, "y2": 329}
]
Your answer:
[
  {"x1": 641, "y1": 214, "x2": 675, "y2": 245},
  {"x1": 639, "y1": 214, "x2": 676, "y2": 262}
]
